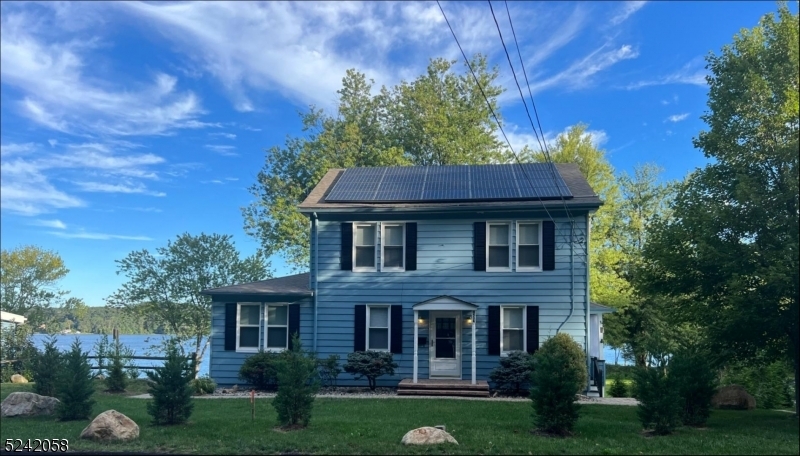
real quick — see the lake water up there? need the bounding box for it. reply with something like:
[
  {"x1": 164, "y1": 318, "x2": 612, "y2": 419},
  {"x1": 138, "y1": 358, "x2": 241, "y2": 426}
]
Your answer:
[{"x1": 31, "y1": 334, "x2": 210, "y2": 378}]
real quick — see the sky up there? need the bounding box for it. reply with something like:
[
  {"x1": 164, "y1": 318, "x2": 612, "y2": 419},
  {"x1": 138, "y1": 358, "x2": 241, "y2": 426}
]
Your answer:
[{"x1": 1, "y1": 1, "x2": 796, "y2": 307}]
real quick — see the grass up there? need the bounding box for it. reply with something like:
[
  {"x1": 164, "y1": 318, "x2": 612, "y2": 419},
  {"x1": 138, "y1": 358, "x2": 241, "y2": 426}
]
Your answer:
[{"x1": 2, "y1": 383, "x2": 798, "y2": 455}]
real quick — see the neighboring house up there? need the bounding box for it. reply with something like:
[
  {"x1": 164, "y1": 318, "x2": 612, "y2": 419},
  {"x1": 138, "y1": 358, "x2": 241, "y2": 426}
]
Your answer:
[
  {"x1": 0, "y1": 311, "x2": 27, "y2": 332},
  {"x1": 203, "y1": 163, "x2": 606, "y2": 394}
]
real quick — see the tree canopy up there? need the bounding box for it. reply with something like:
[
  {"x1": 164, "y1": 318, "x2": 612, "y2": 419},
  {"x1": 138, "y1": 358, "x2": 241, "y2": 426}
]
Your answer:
[{"x1": 0, "y1": 245, "x2": 70, "y2": 329}]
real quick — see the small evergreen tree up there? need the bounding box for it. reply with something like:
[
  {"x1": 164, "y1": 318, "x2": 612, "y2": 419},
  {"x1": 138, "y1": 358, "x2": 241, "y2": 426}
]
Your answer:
[
  {"x1": 33, "y1": 335, "x2": 62, "y2": 397},
  {"x1": 105, "y1": 341, "x2": 128, "y2": 393},
  {"x1": 608, "y1": 369, "x2": 629, "y2": 398},
  {"x1": 670, "y1": 347, "x2": 717, "y2": 426},
  {"x1": 343, "y1": 351, "x2": 398, "y2": 390},
  {"x1": 633, "y1": 362, "x2": 681, "y2": 435},
  {"x1": 273, "y1": 334, "x2": 319, "y2": 427},
  {"x1": 529, "y1": 333, "x2": 588, "y2": 436},
  {"x1": 146, "y1": 340, "x2": 194, "y2": 425},
  {"x1": 239, "y1": 350, "x2": 281, "y2": 390},
  {"x1": 489, "y1": 351, "x2": 534, "y2": 396},
  {"x1": 56, "y1": 339, "x2": 95, "y2": 421},
  {"x1": 317, "y1": 354, "x2": 342, "y2": 387}
]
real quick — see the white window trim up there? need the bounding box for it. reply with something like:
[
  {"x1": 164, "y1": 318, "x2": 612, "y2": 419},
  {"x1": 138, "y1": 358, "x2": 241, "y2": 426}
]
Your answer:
[
  {"x1": 515, "y1": 220, "x2": 543, "y2": 272},
  {"x1": 264, "y1": 304, "x2": 289, "y2": 353},
  {"x1": 381, "y1": 222, "x2": 406, "y2": 272},
  {"x1": 500, "y1": 305, "x2": 526, "y2": 355},
  {"x1": 366, "y1": 305, "x2": 391, "y2": 352},
  {"x1": 236, "y1": 302, "x2": 261, "y2": 353},
  {"x1": 353, "y1": 222, "x2": 378, "y2": 272},
  {"x1": 486, "y1": 221, "x2": 512, "y2": 272}
]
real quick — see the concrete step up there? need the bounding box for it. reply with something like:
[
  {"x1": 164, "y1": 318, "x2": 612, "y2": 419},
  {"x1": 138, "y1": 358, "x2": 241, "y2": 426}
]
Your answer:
[
  {"x1": 397, "y1": 389, "x2": 490, "y2": 398},
  {"x1": 397, "y1": 381, "x2": 489, "y2": 391}
]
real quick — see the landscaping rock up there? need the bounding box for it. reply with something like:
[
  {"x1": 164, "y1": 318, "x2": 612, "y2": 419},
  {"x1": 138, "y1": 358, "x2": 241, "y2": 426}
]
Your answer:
[
  {"x1": 1, "y1": 392, "x2": 60, "y2": 417},
  {"x1": 80, "y1": 410, "x2": 139, "y2": 442},
  {"x1": 401, "y1": 427, "x2": 458, "y2": 445},
  {"x1": 94, "y1": 374, "x2": 106, "y2": 380},
  {"x1": 712, "y1": 385, "x2": 756, "y2": 410},
  {"x1": 10, "y1": 374, "x2": 28, "y2": 384}
]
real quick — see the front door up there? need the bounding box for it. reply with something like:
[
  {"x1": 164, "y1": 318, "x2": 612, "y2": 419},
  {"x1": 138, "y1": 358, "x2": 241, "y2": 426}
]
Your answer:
[{"x1": 429, "y1": 312, "x2": 461, "y2": 378}]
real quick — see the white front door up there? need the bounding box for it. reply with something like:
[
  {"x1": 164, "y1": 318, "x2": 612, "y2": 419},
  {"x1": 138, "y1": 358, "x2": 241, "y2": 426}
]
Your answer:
[{"x1": 429, "y1": 311, "x2": 461, "y2": 378}]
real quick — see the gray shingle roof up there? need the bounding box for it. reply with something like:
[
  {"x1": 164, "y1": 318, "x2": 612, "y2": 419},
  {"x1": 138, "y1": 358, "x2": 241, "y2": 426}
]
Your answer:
[
  {"x1": 200, "y1": 273, "x2": 311, "y2": 297},
  {"x1": 590, "y1": 302, "x2": 616, "y2": 314}
]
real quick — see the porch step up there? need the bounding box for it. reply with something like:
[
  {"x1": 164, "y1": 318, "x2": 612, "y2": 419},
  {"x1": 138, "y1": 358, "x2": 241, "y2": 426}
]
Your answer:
[
  {"x1": 397, "y1": 379, "x2": 490, "y2": 398},
  {"x1": 398, "y1": 389, "x2": 490, "y2": 397}
]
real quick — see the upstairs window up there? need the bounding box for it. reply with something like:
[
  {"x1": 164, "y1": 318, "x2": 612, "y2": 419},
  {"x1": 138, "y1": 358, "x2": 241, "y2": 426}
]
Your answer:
[
  {"x1": 487, "y1": 222, "x2": 511, "y2": 271},
  {"x1": 501, "y1": 306, "x2": 525, "y2": 353},
  {"x1": 265, "y1": 305, "x2": 288, "y2": 351},
  {"x1": 382, "y1": 223, "x2": 405, "y2": 271},
  {"x1": 516, "y1": 222, "x2": 542, "y2": 270},
  {"x1": 354, "y1": 223, "x2": 377, "y2": 271},
  {"x1": 237, "y1": 303, "x2": 261, "y2": 352},
  {"x1": 367, "y1": 306, "x2": 390, "y2": 351}
]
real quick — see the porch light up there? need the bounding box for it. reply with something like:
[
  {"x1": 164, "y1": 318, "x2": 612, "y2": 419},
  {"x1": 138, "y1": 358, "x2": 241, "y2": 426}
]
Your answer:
[
  {"x1": 418, "y1": 318, "x2": 424, "y2": 325},
  {"x1": 466, "y1": 317, "x2": 473, "y2": 325}
]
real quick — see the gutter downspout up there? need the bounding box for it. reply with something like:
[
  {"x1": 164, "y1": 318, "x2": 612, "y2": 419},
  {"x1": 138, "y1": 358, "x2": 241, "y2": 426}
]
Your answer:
[
  {"x1": 585, "y1": 214, "x2": 592, "y2": 393},
  {"x1": 557, "y1": 220, "x2": 575, "y2": 334},
  {"x1": 312, "y1": 212, "x2": 319, "y2": 352}
]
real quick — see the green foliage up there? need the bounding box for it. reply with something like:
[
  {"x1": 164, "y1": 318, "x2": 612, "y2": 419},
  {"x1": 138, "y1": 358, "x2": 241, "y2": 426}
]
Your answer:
[
  {"x1": 273, "y1": 334, "x2": 319, "y2": 427},
  {"x1": 0, "y1": 324, "x2": 37, "y2": 383},
  {"x1": 105, "y1": 341, "x2": 128, "y2": 393},
  {"x1": 489, "y1": 351, "x2": 534, "y2": 396},
  {"x1": 146, "y1": 340, "x2": 194, "y2": 425},
  {"x1": 0, "y1": 245, "x2": 70, "y2": 329},
  {"x1": 529, "y1": 333, "x2": 588, "y2": 436},
  {"x1": 92, "y1": 334, "x2": 111, "y2": 376},
  {"x1": 670, "y1": 347, "x2": 717, "y2": 426},
  {"x1": 190, "y1": 375, "x2": 217, "y2": 396},
  {"x1": 32, "y1": 335, "x2": 62, "y2": 397},
  {"x1": 239, "y1": 350, "x2": 281, "y2": 390},
  {"x1": 343, "y1": 351, "x2": 398, "y2": 391},
  {"x1": 108, "y1": 232, "x2": 271, "y2": 378},
  {"x1": 720, "y1": 357, "x2": 795, "y2": 409},
  {"x1": 633, "y1": 362, "x2": 681, "y2": 435},
  {"x1": 243, "y1": 55, "x2": 507, "y2": 269},
  {"x1": 56, "y1": 339, "x2": 95, "y2": 421},
  {"x1": 317, "y1": 354, "x2": 342, "y2": 387},
  {"x1": 638, "y1": 4, "x2": 799, "y2": 411},
  {"x1": 608, "y1": 370, "x2": 629, "y2": 398}
]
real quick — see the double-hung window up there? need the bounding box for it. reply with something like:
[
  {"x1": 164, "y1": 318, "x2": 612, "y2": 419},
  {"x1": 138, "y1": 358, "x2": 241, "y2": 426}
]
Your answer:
[
  {"x1": 353, "y1": 223, "x2": 377, "y2": 271},
  {"x1": 487, "y1": 222, "x2": 511, "y2": 271},
  {"x1": 501, "y1": 306, "x2": 525, "y2": 353},
  {"x1": 366, "y1": 306, "x2": 390, "y2": 351},
  {"x1": 382, "y1": 223, "x2": 405, "y2": 271},
  {"x1": 237, "y1": 303, "x2": 261, "y2": 352},
  {"x1": 265, "y1": 305, "x2": 288, "y2": 351},
  {"x1": 516, "y1": 222, "x2": 542, "y2": 271}
]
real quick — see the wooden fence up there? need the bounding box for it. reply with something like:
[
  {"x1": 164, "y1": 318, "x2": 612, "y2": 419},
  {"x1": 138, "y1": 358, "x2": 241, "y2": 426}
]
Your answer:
[{"x1": 88, "y1": 354, "x2": 197, "y2": 372}]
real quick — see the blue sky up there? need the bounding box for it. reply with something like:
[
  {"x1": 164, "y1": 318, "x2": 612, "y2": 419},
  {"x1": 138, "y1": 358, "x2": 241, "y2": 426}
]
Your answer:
[{"x1": 1, "y1": 1, "x2": 796, "y2": 307}]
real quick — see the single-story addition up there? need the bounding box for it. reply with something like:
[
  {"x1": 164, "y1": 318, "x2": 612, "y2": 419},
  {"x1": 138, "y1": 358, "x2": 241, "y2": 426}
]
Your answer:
[
  {"x1": 0, "y1": 311, "x2": 27, "y2": 332},
  {"x1": 203, "y1": 163, "x2": 610, "y2": 395}
]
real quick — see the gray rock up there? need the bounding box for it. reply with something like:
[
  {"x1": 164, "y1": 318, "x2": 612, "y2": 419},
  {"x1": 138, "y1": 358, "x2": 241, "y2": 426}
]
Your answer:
[
  {"x1": 80, "y1": 410, "x2": 139, "y2": 442},
  {"x1": 401, "y1": 427, "x2": 458, "y2": 445},
  {"x1": 1, "y1": 392, "x2": 60, "y2": 417}
]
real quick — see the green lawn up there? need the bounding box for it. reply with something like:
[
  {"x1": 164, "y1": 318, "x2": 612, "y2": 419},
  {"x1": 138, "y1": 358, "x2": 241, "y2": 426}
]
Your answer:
[{"x1": 1, "y1": 383, "x2": 797, "y2": 455}]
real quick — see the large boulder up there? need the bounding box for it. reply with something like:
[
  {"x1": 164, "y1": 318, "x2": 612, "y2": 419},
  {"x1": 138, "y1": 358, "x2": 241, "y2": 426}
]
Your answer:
[
  {"x1": 401, "y1": 427, "x2": 458, "y2": 445},
  {"x1": 10, "y1": 374, "x2": 28, "y2": 384},
  {"x1": 80, "y1": 410, "x2": 139, "y2": 442},
  {"x1": 1, "y1": 392, "x2": 60, "y2": 417},
  {"x1": 712, "y1": 385, "x2": 756, "y2": 410}
]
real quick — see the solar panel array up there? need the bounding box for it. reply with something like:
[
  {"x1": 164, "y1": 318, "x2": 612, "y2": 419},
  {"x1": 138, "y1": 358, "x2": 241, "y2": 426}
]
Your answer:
[{"x1": 324, "y1": 163, "x2": 573, "y2": 203}]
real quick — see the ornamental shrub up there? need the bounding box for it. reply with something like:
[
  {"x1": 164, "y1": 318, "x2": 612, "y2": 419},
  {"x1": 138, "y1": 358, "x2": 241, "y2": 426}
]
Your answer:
[
  {"x1": 343, "y1": 351, "x2": 398, "y2": 390},
  {"x1": 56, "y1": 339, "x2": 95, "y2": 421},
  {"x1": 273, "y1": 334, "x2": 319, "y2": 427},
  {"x1": 190, "y1": 375, "x2": 218, "y2": 395},
  {"x1": 146, "y1": 340, "x2": 194, "y2": 425},
  {"x1": 608, "y1": 369, "x2": 629, "y2": 398},
  {"x1": 0, "y1": 324, "x2": 37, "y2": 383},
  {"x1": 239, "y1": 350, "x2": 280, "y2": 391},
  {"x1": 317, "y1": 354, "x2": 342, "y2": 387},
  {"x1": 105, "y1": 341, "x2": 128, "y2": 393},
  {"x1": 489, "y1": 351, "x2": 534, "y2": 396},
  {"x1": 633, "y1": 363, "x2": 681, "y2": 435},
  {"x1": 670, "y1": 347, "x2": 717, "y2": 426},
  {"x1": 529, "y1": 333, "x2": 588, "y2": 436},
  {"x1": 33, "y1": 335, "x2": 63, "y2": 397}
]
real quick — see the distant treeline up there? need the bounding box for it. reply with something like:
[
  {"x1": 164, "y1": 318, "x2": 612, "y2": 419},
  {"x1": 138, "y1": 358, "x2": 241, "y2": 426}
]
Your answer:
[{"x1": 47, "y1": 306, "x2": 164, "y2": 335}]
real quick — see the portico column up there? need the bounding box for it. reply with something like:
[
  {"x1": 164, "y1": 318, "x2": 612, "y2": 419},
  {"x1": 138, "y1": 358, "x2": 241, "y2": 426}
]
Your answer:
[
  {"x1": 413, "y1": 310, "x2": 419, "y2": 383},
  {"x1": 471, "y1": 310, "x2": 477, "y2": 385}
]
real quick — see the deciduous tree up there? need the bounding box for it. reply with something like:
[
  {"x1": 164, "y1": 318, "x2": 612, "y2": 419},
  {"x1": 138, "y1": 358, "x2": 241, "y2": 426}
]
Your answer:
[{"x1": 0, "y1": 245, "x2": 69, "y2": 329}]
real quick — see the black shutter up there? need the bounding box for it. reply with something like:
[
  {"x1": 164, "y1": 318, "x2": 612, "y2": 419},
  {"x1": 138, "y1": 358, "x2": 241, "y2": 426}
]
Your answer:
[
  {"x1": 488, "y1": 305, "x2": 500, "y2": 355},
  {"x1": 288, "y1": 304, "x2": 300, "y2": 349},
  {"x1": 390, "y1": 305, "x2": 403, "y2": 354},
  {"x1": 354, "y1": 305, "x2": 366, "y2": 352},
  {"x1": 341, "y1": 223, "x2": 353, "y2": 270},
  {"x1": 542, "y1": 221, "x2": 555, "y2": 271},
  {"x1": 405, "y1": 223, "x2": 417, "y2": 271},
  {"x1": 224, "y1": 303, "x2": 237, "y2": 351},
  {"x1": 526, "y1": 306, "x2": 540, "y2": 354},
  {"x1": 474, "y1": 222, "x2": 486, "y2": 271}
]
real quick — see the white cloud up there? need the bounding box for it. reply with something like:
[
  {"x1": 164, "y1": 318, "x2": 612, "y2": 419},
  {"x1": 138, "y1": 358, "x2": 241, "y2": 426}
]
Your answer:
[
  {"x1": 31, "y1": 219, "x2": 67, "y2": 229},
  {"x1": 0, "y1": 142, "x2": 37, "y2": 157},
  {"x1": 209, "y1": 132, "x2": 236, "y2": 139},
  {"x1": 608, "y1": 1, "x2": 647, "y2": 26},
  {"x1": 47, "y1": 230, "x2": 153, "y2": 241},
  {"x1": 0, "y1": 157, "x2": 86, "y2": 215},
  {"x1": 201, "y1": 179, "x2": 224, "y2": 184},
  {"x1": 48, "y1": 139, "x2": 58, "y2": 147},
  {"x1": 73, "y1": 181, "x2": 166, "y2": 197},
  {"x1": 204, "y1": 144, "x2": 237, "y2": 156},
  {"x1": 504, "y1": 123, "x2": 608, "y2": 152},
  {"x1": 666, "y1": 113, "x2": 690, "y2": 123},
  {"x1": 527, "y1": 44, "x2": 639, "y2": 95},
  {"x1": 626, "y1": 60, "x2": 707, "y2": 90}
]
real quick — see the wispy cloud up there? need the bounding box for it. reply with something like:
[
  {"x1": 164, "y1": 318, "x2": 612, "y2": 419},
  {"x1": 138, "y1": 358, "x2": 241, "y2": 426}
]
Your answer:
[
  {"x1": 201, "y1": 179, "x2": 224, "y2": 184},
  {"x1": 608, "y1": 1, "x2": 647, "y2": 27},
  {"x1": 31, "y1": 219, "x2": 67, "y2": 229},
  {"x1": 0, "y1": 142, "x2": 37, "y2": 157},
  {"x1": 209, "y1": 132, "x2": 236, "y2": 139},
  {"x1": 528, "y1": 44, "x2": 639, "y2": 95},
  {"x1": 666, "y1": 113, "x2": 690, "y2": 123},
  {"x1": 47, "y1": 230, "x2": 153, "y2": 241},
  {"x1": 73, "y1": 181, "x2": 166, "y2": 196},
  {"x1": 204, "y1": 144, "x2": 237, "y2": 156},
  {"x1": 625, "y1": 60, "x2": 707, "y2": 90}
]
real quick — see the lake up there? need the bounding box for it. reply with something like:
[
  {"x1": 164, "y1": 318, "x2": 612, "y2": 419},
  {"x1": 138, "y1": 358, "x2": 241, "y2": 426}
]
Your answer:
[{"x1": 31, "y1": 334, "x2": 210, "y2": 378}]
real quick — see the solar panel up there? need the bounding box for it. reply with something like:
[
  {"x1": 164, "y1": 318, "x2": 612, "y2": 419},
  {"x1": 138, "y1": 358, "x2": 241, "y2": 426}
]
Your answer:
[{"x1": 324, "y1": 163, "x2": 572, "y2": 202}]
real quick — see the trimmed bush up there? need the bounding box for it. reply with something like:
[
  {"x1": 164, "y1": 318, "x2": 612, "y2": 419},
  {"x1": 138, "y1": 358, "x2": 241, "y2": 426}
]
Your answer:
[
  {"x1": 239, "y1": 350, "x2": 280, "y2": 391},
  {"x1": 190, "y1": 375, "x2": 217, "y2": 395},
  {"x1": 146, "y1": 340, "x2": 194, "y2": 425},
  {"x1": 343, "y1": 351, "x2": 398, "y2": 390},
  {"x1": 273, "y1": 334, "x2": 319, "y2": 427},
  {"x1": 529, "y1": 333, "x2": 588, "y2": 436},
  {"x1": 317, "y1": 354, "x2": 342, "y2": 387},
  {"x1": 608, "y1": 369, "x2": 629, "y2": 398},
  {"x1": 0, "y1": 324, "x2": 37, "y2": 383},
  {"x1": 489, "y1": 351, "x2": 534, "y2": 396},
  {"x1": 670, "y1": 348, "x2": 717, "y2": 426},
  {"x1": 33, "y1": 335, "x2": 62, "y2": 397},
  {"x1": 633, "y1": 364, "x2": 681, "y2": 435},
  {"x1": 56, "y1": 339, "x2": 95, "y2": 421}
]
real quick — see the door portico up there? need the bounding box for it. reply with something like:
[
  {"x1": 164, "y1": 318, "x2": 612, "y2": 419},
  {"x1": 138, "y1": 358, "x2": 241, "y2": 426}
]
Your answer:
[{"x1": 412, "y1": 296, "x2": 478, "y2": 385}]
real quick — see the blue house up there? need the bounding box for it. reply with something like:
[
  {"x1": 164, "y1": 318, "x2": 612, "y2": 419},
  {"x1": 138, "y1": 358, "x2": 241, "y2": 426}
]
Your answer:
[{"x1": 203, "y1": 163, "x2": 606, "y2": 394}]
